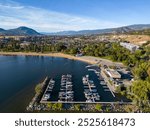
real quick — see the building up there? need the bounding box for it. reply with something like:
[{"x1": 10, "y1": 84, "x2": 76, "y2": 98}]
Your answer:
[
  {"x1": 20, "y1": 42, "x2": 30, "y2": 48},
  {"x1": 101, "y1": 67, "x2": 122, "y2": 92},
  {"x1": 105, "y1": 69, "x2": 121, "y2": 79},
  {"x1": 120, "y1": 42, "x2": 139, "y2": 52}
]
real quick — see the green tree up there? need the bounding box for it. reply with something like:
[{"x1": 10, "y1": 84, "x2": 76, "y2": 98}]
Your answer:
[
  {"x1": 52, "y1": 103, "x2": 58, "y2": 110},
  {"x1": 57, "y1": 103, "x2": 63, "y2": 110},
  {"x1": 130, "y1": 80, "x2": 150, "y2": 107},
  {"x1": 35, "y1": 84, "x2": 42, "y2": 94},
  {"x1": 74, "y1": 104, "x2": 80, "y2": 111},
  {"x1": 95, "y1": 104, "x2": 102, "y2": 111},
  {"x1": 133, "y1": 63, "x2": 149, "y2": 80},
  {"x1": 47, "y1": 103, "x2": 52, "y2": 109}
]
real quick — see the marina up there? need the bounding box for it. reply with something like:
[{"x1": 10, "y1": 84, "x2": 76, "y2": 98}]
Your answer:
[
  {"x1": 35, "y1": 63, "x2": 118, "y2": 104},
  {"x1": 0, "y1": 56, "x2": 125, "y2": 112},
  {"x1": 39, "y1": 72, "x2": 108, "y2": 103},
  {"x1": 30, "y1": 70, "x2": 107, "y2": 104},
  {"x1": 33, "y1": 68, "x2": 116, "y2": 104}
]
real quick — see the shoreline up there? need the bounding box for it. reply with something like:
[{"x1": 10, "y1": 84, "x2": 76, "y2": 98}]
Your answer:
[{"x1": 0, "y1": 52, "x2": 124, "y2": 67}]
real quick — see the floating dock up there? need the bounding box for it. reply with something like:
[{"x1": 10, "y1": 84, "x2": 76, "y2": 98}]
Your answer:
[
  {"x1": 82, "y1": 75, "x2": 100, "y2": 102},
  {"x1": 58, "y1": 74, "x2": 74, "y2": 102},
  {"x1": 41, "y1": 79, "x2": 55, "y2": 102}
]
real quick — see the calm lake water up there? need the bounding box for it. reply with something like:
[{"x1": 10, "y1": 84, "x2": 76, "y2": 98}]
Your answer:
[{"x1": 0, "y1": 55, "x2": 116, "y2": 112}]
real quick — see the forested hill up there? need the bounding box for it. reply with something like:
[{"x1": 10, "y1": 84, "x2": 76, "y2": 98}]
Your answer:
[{"x1": 0, "y1": 27, "x2": 41, "y2": 36}]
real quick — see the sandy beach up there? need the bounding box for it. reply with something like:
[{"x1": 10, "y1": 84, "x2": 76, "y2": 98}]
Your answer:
[{"x1": 0, "y1": 52, "x2": 124, "y2": 67}]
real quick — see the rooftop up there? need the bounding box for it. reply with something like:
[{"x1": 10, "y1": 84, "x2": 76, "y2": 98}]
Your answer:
[{"x1": 105, "y1": 69, "x2": 121, "y2": 79}]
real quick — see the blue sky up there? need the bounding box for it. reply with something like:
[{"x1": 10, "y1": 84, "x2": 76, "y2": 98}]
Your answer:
[{"x1": 0, "y1": 0, "x2": 150, "y2": 32}]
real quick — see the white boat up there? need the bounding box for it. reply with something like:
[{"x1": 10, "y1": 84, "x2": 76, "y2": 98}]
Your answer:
[
  {"x1": 91, "y1": 89, "x2": 97, "y2": 92},
  {"x1": 66, "y1": 84, "x2": 73, "y2": 87},
  {"x1": 86, "y1": 75, "x2": 89, "y2": 78},
  {"x1": 42, "y1": 94, "x2": 50, "y2": 100},
  {"x1": 61, "y1": 83, "x2": 66, "y2": 86},
  {"x1": 86, "y1": 99, "x2": 93, "y2": 102},
  {"x1": 88, "y1": 69, "x2": 95, "y2": 71},
  {"x1": 84, "y1": 86, "x2": 89, "y2": 88},
  {"x1": 90, "y1": 85, "x2": 96, "y2": 88},
  {"x1": 82, "y1": 76, "x2": 87, "y2": 81},
  {"x1": 95, "y1": 71, "x2": 100, "y2": 74}
]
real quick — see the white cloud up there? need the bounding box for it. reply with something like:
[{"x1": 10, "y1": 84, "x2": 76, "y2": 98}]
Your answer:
[{"x1": 0, "y1": 0, "x2": 122, "y2": 32}]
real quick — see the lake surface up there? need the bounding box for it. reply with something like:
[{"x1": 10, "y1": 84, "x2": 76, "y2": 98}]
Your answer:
[{"x1": 0, "y1": 55, "x2": 116, "y2": 112}]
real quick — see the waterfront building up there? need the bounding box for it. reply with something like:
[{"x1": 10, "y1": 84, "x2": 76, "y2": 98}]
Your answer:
[
  {"x1": 120, "y1": 42, "x2": 139, "y2": 52},
  {"x1": 105, "y1": 69, "x2": 121, "y2": 79}
]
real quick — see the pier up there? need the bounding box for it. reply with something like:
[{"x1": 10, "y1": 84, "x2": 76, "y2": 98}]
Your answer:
[
  {"x1": 86, "y1": 65, "x2": 115, "y2": 98},
  {"x1": 40, "y1": 79, "x2": 55, "y2": 102},
  {"x1": 26, "y1": 77, "x2": 49, "y2": 111},
  {"x1": 100, "y1": 69, "x2": 116, "y2": 97},
  {"x1": 58, "y1": 74, "x2": 74, "y2": 102},
  {"x1": 83, "y1": 75, "x2": 100, "y2": 102},
  {"x1": 86, "y1": 64, "x2": 98, "y2": 68}
]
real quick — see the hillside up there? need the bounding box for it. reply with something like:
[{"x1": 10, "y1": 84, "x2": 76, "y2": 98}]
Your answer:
[
  {"x1": 109, "y1": 34, "x2": 150, "y2": 45},
  {"x1": 129, "y1": 29, "x2": 150, "y2": 35},
  {"x1": 49, "y1": 24, "x2": 150, "y2": 35},
  {"x1": 0, "y1": 27, "x2": 41, "y2": 36}
]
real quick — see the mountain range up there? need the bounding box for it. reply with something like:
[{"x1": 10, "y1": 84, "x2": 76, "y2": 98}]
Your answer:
[
  {"x1": 49, "y1": 24, "x2": 150, "y2": 35},
  {"x1": 0, "y1": 24, "x2": 150, "y2": 36}
]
